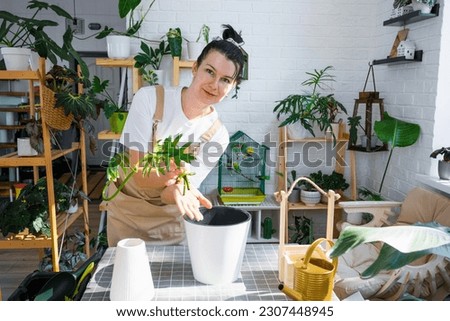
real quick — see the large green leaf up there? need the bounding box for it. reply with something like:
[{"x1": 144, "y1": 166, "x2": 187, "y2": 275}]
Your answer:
[
  {"x1": 329, "y1": 222, "x2": 450, "y2": 278},
  {"x1": 374, "y1": 112, "x2": 420, "y2": 147},
  {"x1": 373, "y1": 112, "x2": 420, "y2": 193}
]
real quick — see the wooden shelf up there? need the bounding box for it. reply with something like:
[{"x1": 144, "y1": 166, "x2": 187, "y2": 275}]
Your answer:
[
  {"x1": 373, "y1": 50, "x2": 423, "y2": 65},
  {"x1": 95, "y1": 58, "x2": 142, "y2": 93},
  {"x1": 172, "y1": 57, "x2": 195, "y2": 86},
  {"x1": 98, "y1": 129, "x2": 120, "y2": 140},
  {"x1": 0, "y1": 59, "x2": 90, "y2": 271},
  {"x1": 383, "y1": 4, "x2": 440, "y2": 26}
]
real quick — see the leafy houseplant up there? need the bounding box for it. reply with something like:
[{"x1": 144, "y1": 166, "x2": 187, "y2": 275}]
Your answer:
[
  {"x1": 166, "y1": 27, "x2": 183, "y2": 58},
  {"x1": 91, "y1": 76, "x2": 129, "y2": 133},
  {"x1": 0, "y1": 177, "x2": 89, "y2": 237},
  {"x1": 430, "y1": 146, "x2": 450, "y2": 180},
  {"x1": 134, "y1": 40, "x2": 170, "y2": 85},
  {"x1": 0, "y1": 0, "x2": 72, "y2": 68},
  {"x1": 273, "y1": 66, "x2": 347, "y2": 140},
  {"x1": 410, "y1": 0, "x2": 436, "y2": 13},
  {"x1": 309, "y1": 170, "x2": 349, "y2": 202},
  {"x1": 94, "y1": 0, "x2": 156, "y2": 39},
  {"x1": 289, "y1": 215, "x2": 314, "y2": 245},
  {"x1": 187, "y1": 24, "x2": 210, "y2": 61},
  {"x1": 374, "y1": 112, "x2": 420, "y2": 194},
  {"x1": 102, "y1": 134, "x2": 196, "y2": 201}
]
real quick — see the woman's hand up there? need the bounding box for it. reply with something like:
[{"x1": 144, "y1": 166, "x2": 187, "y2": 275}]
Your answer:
[{"x1": 160, "y1": 184, "x2": 212, "y2": 221}]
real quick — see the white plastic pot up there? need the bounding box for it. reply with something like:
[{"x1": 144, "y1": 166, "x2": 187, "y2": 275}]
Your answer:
[
  {"x1": 187, "y1": 41, "x2": 206, "y2": 61},
  {"x1": 1, "y1": 47, "x2": 31, "y2": 70},
  {"x1": 106, "y1": 35, "x2": 131, "y2": 59},
  {"x1": 184, "y1": 206, "x2": 251, "y2": 285}
]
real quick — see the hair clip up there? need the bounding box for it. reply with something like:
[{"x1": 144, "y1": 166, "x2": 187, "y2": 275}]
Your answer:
[{"x1": 226, "y1": 37, "x2": 245, "y2": 48}]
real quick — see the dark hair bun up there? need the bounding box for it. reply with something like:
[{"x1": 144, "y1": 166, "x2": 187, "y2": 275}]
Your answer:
[{"x1": 221, "y1": 24, "x2": 244, "y2": 44}]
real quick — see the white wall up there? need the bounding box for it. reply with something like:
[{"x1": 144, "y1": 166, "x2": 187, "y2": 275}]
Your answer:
[{"x1": 2, "y1": 0, "x2": 446, "y2": 202}]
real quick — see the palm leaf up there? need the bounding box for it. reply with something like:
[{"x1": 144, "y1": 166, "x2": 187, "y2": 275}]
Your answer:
[{"x1": 329, "y1": 222, "x2": 450, "y2": 277}]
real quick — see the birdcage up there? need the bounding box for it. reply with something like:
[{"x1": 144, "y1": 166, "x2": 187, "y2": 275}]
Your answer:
[{"x1": 218, "y1": 131, "x2": 269, "y2": 205}]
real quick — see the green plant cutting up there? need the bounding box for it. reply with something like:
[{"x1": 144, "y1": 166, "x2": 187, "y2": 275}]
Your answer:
[{"x1": 102, "y1": 134, "x2": 196, "y2": 201}]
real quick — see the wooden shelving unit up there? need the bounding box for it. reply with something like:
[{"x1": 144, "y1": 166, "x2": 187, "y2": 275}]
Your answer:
[
  {"x1": 277, "y1": 125, "x2": 357, "y2": 240},
  {"x1": 172, "y1": 57, "x2": 194, "y2": 86},
  {"x1": 0, "y1": 58, "x2": 90, "y2": 272},
  {"x1": 95, "y1": 58, "x2": 142, "y2": 93}
]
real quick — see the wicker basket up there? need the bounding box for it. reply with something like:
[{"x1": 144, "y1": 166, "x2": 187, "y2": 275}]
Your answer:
[
  {"x1": 293, "y1": 238, "x2": 337, "y2": 301},
  {"x1": 41, "y1": 86, "x2": 74, "y2": 131}
]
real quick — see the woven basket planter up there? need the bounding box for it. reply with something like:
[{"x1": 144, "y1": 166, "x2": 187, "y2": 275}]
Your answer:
[{"x1": 41, "y1": 86, "x2": 74, "y2": 131}]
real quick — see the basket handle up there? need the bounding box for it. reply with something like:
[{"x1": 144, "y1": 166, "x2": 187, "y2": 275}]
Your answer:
[{"x1": 301, "y1": 238, "x2": 338, "y2": 272}]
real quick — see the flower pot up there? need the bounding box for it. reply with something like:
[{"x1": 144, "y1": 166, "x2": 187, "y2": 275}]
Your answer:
[
  {"x1": 1, "y1": 47, "x2": 31, "y2": 70},
  {"x1": 17, "y1": 137, "x2": 38, "y2": 156},
  {"x1": 184, "y1": 206, "x2": 251, "y2": 285},
  {"x1": 106, "y1": 35, "x2": 131, "y2": 59},
  {"x1": 187, "y1": 41, "x2": 206, "y2": 61},
  {"x1": 300, "y1": 189, "x2": 321, "y2": 206},
  {"x1": 110, "y1": 238, "x2": 155, "y2": 301},
  {"x1": 411, "y1": 1, "x2": 432, "y2": 13},
  {"x1": 438, "y1": 160, "x2": 450, "y2": 180},
  {"x1": 109, "y1": 112, "x2": 128, "y2": 133},
  {"x1": 346, "y1": 212, "x2": 364, "y2": 225},
  {"x1": 287, "y1": 124, "x2": 316, "y2": 140}
]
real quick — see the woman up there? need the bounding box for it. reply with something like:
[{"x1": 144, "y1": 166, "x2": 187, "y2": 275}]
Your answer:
[{"x1": 106, "y1": 25, "x2": 246, "y2": 246}]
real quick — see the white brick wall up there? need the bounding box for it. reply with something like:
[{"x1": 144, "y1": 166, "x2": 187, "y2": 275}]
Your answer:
[{"x1": 2, "y1": 0, "x2": 446, "y2": 202}]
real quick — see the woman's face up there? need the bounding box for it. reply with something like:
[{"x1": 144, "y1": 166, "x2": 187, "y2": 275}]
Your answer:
[{"x1": 190, "y1": 50, "x2": 237, "y2": 105}]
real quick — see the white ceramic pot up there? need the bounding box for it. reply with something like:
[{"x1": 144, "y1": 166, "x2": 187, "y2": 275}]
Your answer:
[
  {"x1": 110, "y1": 238, "x2": 155, "y2": 301},
  {"x1": 17, "y1": 137, "x2": 38, "y2": 156},
  {"x1": 1, "y1": 47, "x2": 31, "y2": 70},
  {"x1": 300, "y1": 189, "x2": 321, "y2": 206},
  {"x1": 346, "y1": 212, "x2": 364, "y2": 225},
  {"x1": 187, "y1": 41, "x2": 206, "y2": 61},
  {"x1": 411, "y1": 1, "x2": 432, "y2": 13},
  {"x1": 184, "y1": 206, "x2": 251, "y2": 285},
  {"x1": 287, "y1": 124, "x2": 316, "y2": 140},
  {"x1": 106, "y1": 35, "x2": 131, "y2": 59}
]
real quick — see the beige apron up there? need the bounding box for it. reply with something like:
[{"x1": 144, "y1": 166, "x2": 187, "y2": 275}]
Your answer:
[{"x1": 106, "y1": 85, "x2": 222, "y2": 246}]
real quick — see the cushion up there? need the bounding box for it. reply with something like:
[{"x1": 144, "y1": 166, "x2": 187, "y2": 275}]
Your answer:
[{"x1": 397, "y1": 187, "x2": 450, "y2": 227}]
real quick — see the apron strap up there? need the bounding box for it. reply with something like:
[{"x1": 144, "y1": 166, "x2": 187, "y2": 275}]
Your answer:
[
  {"x1": 151, "y1": 86, "x2": 223, "y2": 152},
  {"x1": 152, "y1": 85, "x2": 165, "y2": 151}
]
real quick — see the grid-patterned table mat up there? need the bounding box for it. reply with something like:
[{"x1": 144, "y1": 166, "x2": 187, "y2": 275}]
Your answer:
[{"x1": 82, "y1": 243, "x2": 287, "y2": 301}]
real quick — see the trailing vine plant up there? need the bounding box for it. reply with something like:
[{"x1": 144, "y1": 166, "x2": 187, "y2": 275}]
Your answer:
[{"x1": 102, "y1": 134, "x2": 196, "y2": 201}]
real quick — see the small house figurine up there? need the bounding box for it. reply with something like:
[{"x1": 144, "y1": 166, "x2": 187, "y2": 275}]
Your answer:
[{"x1": 218, "y1": 131, "x2": 269, "y2": 205}]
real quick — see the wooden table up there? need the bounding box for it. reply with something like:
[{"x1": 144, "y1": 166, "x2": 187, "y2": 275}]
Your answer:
[{"x1": 82, "y1": 243, "x2": 288, "y2": 301}]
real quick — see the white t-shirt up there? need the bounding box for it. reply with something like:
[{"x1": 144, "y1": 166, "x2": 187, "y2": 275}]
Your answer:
[{"x1": 120, "y1": 86, "x2": 229, "y2": 188}]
